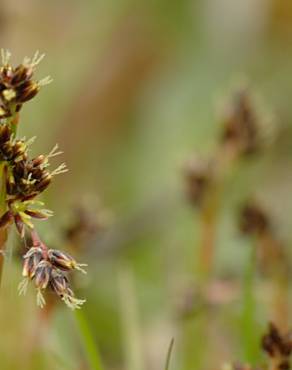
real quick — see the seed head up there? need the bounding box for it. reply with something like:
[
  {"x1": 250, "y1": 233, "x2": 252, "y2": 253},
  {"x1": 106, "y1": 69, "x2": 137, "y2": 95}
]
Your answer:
[
  {"x1": 50, "y1": 269, "x2": 86, "y2": 309},
  {"x1": 0, "y1": 49, "x2": 51, "y2": 118},
  {"x1": 262, "y1": 323, "x2": 292, "y2": 370},
  {"x1": 50, "y1": 268, "x2": 69, "y2": 295},
  {"x1": 48, "y1": 249, "x2": 87, "y2": 273},
  {"x1": 221, "y1": 88, "x2": 259, "y2": 155},
  {"x1": 22, "y1": 247, "x2": 44, "y2": 279},
  {"x1": 34, "y1": 260, "x2": 52, "y2": 290},
  {"x1": 183, "y1": 157, "x2": 214, "y2": 207},
  {"x1": 239, "y1": 202, "x2": 270, "y2": 236}
]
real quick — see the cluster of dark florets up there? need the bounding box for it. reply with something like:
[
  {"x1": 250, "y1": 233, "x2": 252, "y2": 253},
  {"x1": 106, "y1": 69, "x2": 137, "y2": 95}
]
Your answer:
[
  {"x1": 0, "y1": 50, "x2": 51, "y2": 119},
  {"x1": 221, "y1": 88, "x2": 260, "y2": 155},
  {"x1": 184, "y1": 86, "x2": 271, "y2": 208},
  {"x1": 239, "y1": 201, "x2": 270, "y2": 237},
  {"x1": 262, "y1": 323, "x2": 292, "y2": 370},
  {"x1": 0, "y1": 50, "x2": 86, "y2": 309},
  {"x1": 183, "y1": 157, "x2": 214, "y2": 207},
  {"x1": 18, "y1": 231, "x2": 86, "y2": 309}
]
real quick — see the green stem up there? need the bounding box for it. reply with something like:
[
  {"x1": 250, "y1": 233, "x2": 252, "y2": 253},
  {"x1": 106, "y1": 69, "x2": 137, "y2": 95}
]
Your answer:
[
  {"x1": 74, "y1": 309, "x2": 104, "y2": 370},
  {"x1": 241, "y1": 242, "x2": 258, "y2": 364},
  {"x1": 0, "y1": 162, "x2": 8, "y2": 284},
  {"x1": 7, "y1": 103, "x2": 18, "y2": 134},
  {"x1": 164, "y1": 338, "x2": 174, "y2": 370},
  {"x1": 118, "y1": 267, "x2": 144, "y2": 370},
  {"x1": 0, "y1": 109, "x2": 18, "y2": 285}
]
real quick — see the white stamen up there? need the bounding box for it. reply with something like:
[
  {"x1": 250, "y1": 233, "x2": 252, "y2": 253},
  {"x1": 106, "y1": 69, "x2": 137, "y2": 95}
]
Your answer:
[
  {"x1": 47, "y1": 144, "x2": 63, "y2": 159},
  {"x1": 1, "y1": 49, "x2": 11, "y2": 65},
  {"x1": 32, "y1": 50, "x2": 45, "y2": 66},
  {"x1": 62, "y1": 294, "x2": 86, "y2": 310},
  {"x1": 36, "y1": 289, "x2": 46, "y2": 308},
  {"x1": 23, "y1": 51, "x2": 45, "y2": 69},
  {"x1": 51, "y1": 163, "x2": 68, "y2": 176},
  {"x1": 75, "y1": 263, "x2": 88, "y2": 274},
  {"x1": 25, "y1": 136, "x2": 37, "y2": 147},
  {"x1": 38, "y1": 76, "x2": 53, "y2": 86},
  {"x1": 18, "y1": 278, "x2": 29, "y2": 296}
]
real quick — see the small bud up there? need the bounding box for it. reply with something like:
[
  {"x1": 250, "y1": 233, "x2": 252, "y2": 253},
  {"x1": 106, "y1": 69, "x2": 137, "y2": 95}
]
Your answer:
[
  {"x1": 50, "y1": 269, "x2": 86, "y2": 309},
  {"x1": 0, "y1": 65, "x2": 13, "y2": 82},
  {"x1": 11, "y1": 64, "x2": 33, "y2": 85},
  {"x1": 48, "y1": 249, "x2": 87, "y2": 273},
  {"x1": 183, "y1": 157, "x2": 213, "y2": 207},
  {"x1": 35, "y1": 172, "x2": 52, "y2": 192},
  {"x1": 50, "y1": 268, "x2": 69, "y2": 296},
  {"x1": 32, "y1": 154, "x2": 45, "y2": 167},
  {"x1": 221, "y1": 88, "x2": 259, "y2": 155},
  {"x1": 0, "y1": 124, "x2": 11, "y2": 144},
  {"x1": 12, "y1": 140, "x2": 26, "y2": 161},
  {"x1": 24, "y1": 209, "x2": 51, "y2": 220},
  {"x1": 34, "y1": 260, "x2": 52, "y2": 290},
  {"x1": 239, "y1": 202, "x2": 269, "y2": 236},
  {"x1": 16, "y1": 80, "x2": 39, "y2": 103},
  {"x1": 22, "y1": 247, "x2": 44, "y2": 279}
]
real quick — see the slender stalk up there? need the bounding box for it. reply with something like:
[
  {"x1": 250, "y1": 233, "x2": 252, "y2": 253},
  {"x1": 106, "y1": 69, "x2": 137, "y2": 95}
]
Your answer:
[
  {"x1": 164, "y1": 338, "x2": 174, "y2": 370},
  {"x1": 198, "y1": 198, "x2": 218, "y2": 281},
  {"x1": 74, "y1": 309, "x2": 104, "y2": 370},
  {"x1": 118, "y1": 267, "x2": 144, "y2": 370},
  {"x1": 241, "y1": 241, "x2": 259, "y2": 364},
  {"x1": 0, "y1": 109, "x2": 18, "y2": 285},
  {"x1": 196, "y1": 146, "x2": 236, "y2": 282},
  {"x1": 259, "y1": 233, "x2": 290, "y2": 331},
  {"x1": 0, "y1": 162, "x2": 8, "y2": 284}
]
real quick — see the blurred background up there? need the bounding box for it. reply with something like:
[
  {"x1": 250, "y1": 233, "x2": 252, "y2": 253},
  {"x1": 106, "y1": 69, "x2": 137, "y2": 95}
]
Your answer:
[{"x1": 1, "y1": 0, "x2": 292, "y2": 369}]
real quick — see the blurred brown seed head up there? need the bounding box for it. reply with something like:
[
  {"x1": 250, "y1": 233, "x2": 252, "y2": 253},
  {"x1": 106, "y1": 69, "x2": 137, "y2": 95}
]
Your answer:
[
  {"x1": 65, "y1": 203, "x2": 108, "y2": 250},
  {"x1": 221, "y1": 88, "x2": 260, "y2": 156},
  {"x1": 183, "y1": 157, "x2": 214, "y2": 207},
  {"x1": 262, "y1": 323, "x2": 292, "y2": 370},
  {"x1": 239, "y1": 202, "x2": 270, "y2": 236}
]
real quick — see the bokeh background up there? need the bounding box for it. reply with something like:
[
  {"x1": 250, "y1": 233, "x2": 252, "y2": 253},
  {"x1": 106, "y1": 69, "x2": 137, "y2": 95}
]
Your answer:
[{"x1": 1, "y1": 0, "x2": 292, "y2": 369}]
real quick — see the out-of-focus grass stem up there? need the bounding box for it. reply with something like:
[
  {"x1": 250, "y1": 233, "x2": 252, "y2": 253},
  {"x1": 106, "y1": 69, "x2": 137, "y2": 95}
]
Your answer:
[
  {"x1": 241, "y1": 240, "x2": 258, "y2": 364},
  {"x1": 118, "y1": 267, "x2": 144, "y2": 370},
  {"x1": 164, "y1": 338, "x2": 174, "y2": 370},
  {"x1": 74, "y1": 309, "x2": 104, "y2": 370}
]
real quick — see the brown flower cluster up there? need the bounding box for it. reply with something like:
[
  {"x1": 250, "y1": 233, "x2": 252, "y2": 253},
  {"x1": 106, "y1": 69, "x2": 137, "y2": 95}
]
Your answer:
[
  {"x1": 223, "y1": 323, "x2": 292, "y2": 370},
  {"x1": 239, "y1": 202, "x2": 270, "y2": 236},
  {"x1": 262, "y1": 323, "x2": 292, "y2": 370},
  {"x1": 184, "y1": 86, "x2": 268, "y2": 208},
  {"x1": 18, "y1": 230, "x2": 86, "y2": 309},
  {"x1": 221, "y1": 88, "x2": 260, "y2": 155},
  {"x1": 0, "y1": 50, "x2": 86, "y2": 309},
  {"x1": 0, "y1": 50, "x2": 51, "y2": 119}
]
